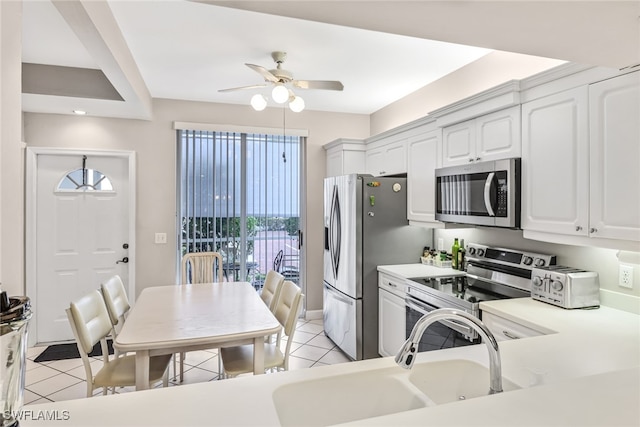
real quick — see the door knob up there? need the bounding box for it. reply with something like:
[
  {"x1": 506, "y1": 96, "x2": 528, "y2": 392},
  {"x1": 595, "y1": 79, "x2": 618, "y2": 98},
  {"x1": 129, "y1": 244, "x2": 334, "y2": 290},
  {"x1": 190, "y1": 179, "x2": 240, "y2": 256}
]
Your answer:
[
  {"x1": 122, "y1": 243, "x2": 129, "y2": 249},
  {"x1": 116, "y1": 257, "x2": 129, "y2": 264}
]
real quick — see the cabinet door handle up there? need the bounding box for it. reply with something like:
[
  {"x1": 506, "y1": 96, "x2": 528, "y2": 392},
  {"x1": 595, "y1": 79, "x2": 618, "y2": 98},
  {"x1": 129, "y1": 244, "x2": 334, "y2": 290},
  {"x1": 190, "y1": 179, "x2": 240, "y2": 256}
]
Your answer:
[
  {"x1": 575, "y1": 226, "x2": 583, "y2": 231},
  {"x1": 590, "y1": 228, "x2": 598, "y2": 233},
  {"x1": 388, "y1": 282, "x2": 398, "y2": 288},
  {"x1": 503, "y1": 330, "x2": 521, "y2": 340},
  {"x1": 379, "y1": 171, "x2": 386, "y2": 175},
  {"x1": 475, "y1": 157, "x2": 481, "y2": 161},
  {"x1": 468, "y1": 158, "x2": 474, "y2": 163}
]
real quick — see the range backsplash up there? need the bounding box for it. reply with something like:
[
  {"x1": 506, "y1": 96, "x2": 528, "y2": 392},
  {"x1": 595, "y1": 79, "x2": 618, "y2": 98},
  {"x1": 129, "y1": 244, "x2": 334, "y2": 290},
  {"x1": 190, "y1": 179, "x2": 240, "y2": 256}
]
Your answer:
[{"x1": 433, "y1": 228, "x2": 640, "y2": 307}]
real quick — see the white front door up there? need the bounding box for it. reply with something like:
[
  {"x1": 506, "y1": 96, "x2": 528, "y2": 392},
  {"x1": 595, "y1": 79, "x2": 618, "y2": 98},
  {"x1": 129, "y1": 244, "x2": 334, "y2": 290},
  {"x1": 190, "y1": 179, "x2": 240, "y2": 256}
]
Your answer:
[{"x1": 27, "y1": 149, "x2": 135, "y2": 344}]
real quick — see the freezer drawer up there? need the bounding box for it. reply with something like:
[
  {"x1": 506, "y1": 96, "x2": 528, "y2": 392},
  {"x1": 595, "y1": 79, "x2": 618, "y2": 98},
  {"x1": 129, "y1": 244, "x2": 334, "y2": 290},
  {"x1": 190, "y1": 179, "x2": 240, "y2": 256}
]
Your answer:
[{"x1": 323, "y1": 283, "x2": 360, "y2": 360}]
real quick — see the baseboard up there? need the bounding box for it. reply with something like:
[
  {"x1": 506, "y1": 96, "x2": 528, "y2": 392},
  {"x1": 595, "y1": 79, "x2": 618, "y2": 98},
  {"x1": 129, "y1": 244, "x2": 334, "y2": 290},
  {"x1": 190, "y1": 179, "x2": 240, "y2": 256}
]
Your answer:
[
  {"x1": 305, "y1": 309, "x2": 323, "y2": 321},
  {"x1": 600, "y1": 289, "x2": 640, "y2": 315}
]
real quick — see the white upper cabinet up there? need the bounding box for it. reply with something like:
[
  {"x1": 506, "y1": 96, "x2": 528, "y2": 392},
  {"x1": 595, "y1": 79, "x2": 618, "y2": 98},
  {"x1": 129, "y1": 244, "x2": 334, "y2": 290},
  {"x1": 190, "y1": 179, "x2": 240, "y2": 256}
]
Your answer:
[
  {"x1": 324, "y1": 139, "x2": 366, "y2": 177},
  {"x1": 588, "y1": 72, "x2": 640, "y2": 242},
  {"x1": 522, "y1": 86, "x2": 590, "y2": 236},
  {"x1": 442, "y1": 106, "x2": 521, "y2": 167},
  {"x1": 407, "y1": 128, "x2": 441, "y2": 224},
  {"x1": 365, "y1": 138, "x2": 407, "y2": 176},
  {"x1": 522, "y1": 71, "x2": 640, "y2": 245}
]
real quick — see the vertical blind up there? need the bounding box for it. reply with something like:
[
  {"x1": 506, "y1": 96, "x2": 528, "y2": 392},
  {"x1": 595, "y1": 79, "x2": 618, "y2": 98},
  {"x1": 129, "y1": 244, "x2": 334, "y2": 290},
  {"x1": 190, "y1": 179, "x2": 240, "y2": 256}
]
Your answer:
[{"x1": 178, "y1": 129, "x2": 302, "y2": 287}]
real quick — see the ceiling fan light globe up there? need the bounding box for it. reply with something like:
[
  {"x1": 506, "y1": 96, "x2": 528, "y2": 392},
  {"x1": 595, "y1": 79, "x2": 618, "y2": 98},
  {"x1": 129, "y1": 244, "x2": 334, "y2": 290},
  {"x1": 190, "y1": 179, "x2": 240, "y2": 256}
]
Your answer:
[
  {"x1": 289, "y1": 96, "x2": 305, "y2": 112},
  {"x1": 272, "y1": 85, "x2": 289, "y2": 104},
  {"x1": 250, "y1": 94, "x2": 267, "y2": 111}
]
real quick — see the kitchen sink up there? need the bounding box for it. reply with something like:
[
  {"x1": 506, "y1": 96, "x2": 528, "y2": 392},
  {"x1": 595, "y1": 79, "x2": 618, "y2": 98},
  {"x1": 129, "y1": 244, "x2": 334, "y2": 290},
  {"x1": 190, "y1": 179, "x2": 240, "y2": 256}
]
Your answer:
[
  {"x1": 272, "y1": 367, "x2": 428, "y2": 427},
  {"x1": 272, "y1": 360, "x2": 521, "y2": 426},
  {"x1": 408, "y1": 359, "x2": 520, "y2": 404}
]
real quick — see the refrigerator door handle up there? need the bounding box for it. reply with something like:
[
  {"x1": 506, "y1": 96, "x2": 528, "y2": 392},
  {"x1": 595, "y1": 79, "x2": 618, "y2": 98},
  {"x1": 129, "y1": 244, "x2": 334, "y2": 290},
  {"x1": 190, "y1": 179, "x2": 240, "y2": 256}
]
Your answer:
[
  {"x1": 329, "y1": 185, "x2": 341, "y2": 279},
  {"x1": 324, "y1": 283, "x2": 354, "y2": 305}
]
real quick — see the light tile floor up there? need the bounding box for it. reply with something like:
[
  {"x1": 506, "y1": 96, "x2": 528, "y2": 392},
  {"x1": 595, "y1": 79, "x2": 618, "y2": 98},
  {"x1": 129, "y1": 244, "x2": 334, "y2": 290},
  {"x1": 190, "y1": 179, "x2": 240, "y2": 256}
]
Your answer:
[{"x1": 24, "y1": 318, "x2": 351, "y2": 405}]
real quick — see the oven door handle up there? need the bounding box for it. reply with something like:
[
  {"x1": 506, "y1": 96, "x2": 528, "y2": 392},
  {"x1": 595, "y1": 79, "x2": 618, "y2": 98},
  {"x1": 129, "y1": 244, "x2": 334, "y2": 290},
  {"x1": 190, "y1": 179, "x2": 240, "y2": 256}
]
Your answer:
[{"x1": 405, "y1": 297, "x2": 475, "y2": 337}]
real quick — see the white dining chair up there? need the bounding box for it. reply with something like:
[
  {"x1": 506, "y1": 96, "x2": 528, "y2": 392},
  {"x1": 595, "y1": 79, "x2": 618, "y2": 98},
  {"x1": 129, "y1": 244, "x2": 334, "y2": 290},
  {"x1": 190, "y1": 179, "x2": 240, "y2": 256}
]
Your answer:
[
  {"x1": 260, "y1": 270, "x2": 285, "y2": 344},
  {"x1": 181, "y1": 251, "x2": 224, "y2": 284},
  {"x1": 260, "y1": 270, "x2": 285, "y2": 312},
  {"x1": 220, "y1": 281, "x2": 304, "y2": 378},
  {"x1": 177, "y1": 251, "x2": 224, "y2": 381},
  {"x1": 100, "y1": 275, "x2": 130, "y2": 356},
  {"x1": 66, "y1": 290, "x2": 171, "y2": 397}
]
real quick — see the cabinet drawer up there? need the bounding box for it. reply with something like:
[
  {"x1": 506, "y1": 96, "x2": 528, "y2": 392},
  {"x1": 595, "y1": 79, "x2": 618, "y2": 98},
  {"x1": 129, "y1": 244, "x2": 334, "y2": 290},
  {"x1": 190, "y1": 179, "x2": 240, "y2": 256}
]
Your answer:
[
  {"x1": 482, "y1": 312, "x2": 545, "y2": 341},
  {"x1": 378, "y1": 274, "x2": 405, "y2": 296}
]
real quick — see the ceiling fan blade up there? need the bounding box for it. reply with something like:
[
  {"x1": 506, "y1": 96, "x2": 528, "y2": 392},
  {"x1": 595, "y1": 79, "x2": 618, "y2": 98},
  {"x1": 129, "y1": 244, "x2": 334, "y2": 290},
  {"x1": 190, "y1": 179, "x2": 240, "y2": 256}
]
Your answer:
[
  {"x1": 246, "y1": 63, "x2": 279, "y2": 83},
  {"x1": 218, "y1": 84, "x2": 267, "y2": 93},
  {"x1": 293, "y1": 80, "x2": 344, "y2": 91}
]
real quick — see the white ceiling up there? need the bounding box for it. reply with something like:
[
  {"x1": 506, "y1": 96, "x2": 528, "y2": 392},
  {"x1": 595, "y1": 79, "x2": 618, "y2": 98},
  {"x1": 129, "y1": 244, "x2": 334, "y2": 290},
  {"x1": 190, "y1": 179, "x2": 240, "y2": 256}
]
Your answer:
[{"x1": 20, "y1": 1, "x2": 639, "y2": 119}]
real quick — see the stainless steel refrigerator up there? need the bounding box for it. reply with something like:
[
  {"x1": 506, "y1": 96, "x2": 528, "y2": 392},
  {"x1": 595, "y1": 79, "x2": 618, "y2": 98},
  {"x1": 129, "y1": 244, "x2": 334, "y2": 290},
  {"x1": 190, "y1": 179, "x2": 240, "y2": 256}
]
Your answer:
[{"x1": 323, "y1": 174, "x2": 433, "y2": 360}]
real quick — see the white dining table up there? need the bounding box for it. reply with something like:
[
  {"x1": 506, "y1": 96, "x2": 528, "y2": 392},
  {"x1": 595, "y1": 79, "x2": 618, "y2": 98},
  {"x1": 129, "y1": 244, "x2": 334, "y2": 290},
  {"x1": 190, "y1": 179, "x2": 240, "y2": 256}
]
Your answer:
[{"x1": 114, "y1": 282, "x2": 281, "y2": 390}]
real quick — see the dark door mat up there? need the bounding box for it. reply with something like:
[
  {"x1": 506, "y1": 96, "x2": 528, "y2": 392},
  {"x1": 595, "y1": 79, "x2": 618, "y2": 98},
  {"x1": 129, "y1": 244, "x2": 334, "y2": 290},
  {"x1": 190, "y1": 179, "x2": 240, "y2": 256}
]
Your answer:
[{"x1": 34, "y1": 339, "x2": 114, "y2": 363}]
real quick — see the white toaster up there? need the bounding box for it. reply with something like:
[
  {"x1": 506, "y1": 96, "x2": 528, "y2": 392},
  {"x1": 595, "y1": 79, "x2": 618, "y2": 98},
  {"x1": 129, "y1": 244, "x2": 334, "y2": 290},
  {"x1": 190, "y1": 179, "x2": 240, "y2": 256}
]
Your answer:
[{"x1": 531, "y1": 266, "x2": 600, "y2": 309}]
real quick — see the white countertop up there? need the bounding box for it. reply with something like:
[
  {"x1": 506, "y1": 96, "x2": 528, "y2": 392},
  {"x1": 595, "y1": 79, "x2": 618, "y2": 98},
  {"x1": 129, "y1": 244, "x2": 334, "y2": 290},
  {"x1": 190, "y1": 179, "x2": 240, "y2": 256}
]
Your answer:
[
  {"x1": 377, "y1": 263, "x2": 466, "y2": 279},
  {"x1": 21, "y1": 268, "x2": 640, "y2": 426}
]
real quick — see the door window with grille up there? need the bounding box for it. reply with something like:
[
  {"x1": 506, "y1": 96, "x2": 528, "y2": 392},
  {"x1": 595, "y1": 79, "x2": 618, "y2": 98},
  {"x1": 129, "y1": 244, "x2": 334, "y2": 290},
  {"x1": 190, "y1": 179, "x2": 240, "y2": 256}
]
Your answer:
[{"x1": 178, "y1": 129, "x2": 302, "y2": 289}]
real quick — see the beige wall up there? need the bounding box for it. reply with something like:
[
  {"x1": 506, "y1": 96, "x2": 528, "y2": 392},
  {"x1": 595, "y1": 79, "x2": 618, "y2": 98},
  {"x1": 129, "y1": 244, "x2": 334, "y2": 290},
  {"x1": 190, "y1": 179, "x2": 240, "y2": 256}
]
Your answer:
[
  {"x1": 370, "y1": 51, "x2": 565, "y2": 136},
  {"x1": 23, "y1": 99, "x2": 370, "y2": 312}
]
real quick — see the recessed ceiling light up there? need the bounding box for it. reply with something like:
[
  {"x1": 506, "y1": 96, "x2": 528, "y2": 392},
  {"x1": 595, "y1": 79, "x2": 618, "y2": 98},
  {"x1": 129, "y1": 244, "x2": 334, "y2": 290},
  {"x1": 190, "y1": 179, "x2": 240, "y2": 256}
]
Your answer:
[{"x1": 73, "y1": 110, "x2": 87, "y2": 115}]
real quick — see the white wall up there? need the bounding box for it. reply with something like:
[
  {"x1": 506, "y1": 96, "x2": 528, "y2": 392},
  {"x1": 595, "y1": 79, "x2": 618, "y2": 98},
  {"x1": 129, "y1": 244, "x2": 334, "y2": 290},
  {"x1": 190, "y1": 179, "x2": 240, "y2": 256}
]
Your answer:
[
  {"x1": 23, "y1": 99, "x2": 369, "y2": 312},
  {"x1": 0, "y1": 1, "x2": 24, "y2": 297},
  {"x1": 433, "y1": 228, "x2": 640, "y2": 312}
]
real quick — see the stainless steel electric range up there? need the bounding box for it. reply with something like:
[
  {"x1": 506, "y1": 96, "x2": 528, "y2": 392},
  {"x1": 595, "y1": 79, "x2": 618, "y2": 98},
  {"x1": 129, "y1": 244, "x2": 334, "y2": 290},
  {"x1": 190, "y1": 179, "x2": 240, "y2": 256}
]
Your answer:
[{"x1": 404, "y1": 243, "x2": 556, "y2": 352}]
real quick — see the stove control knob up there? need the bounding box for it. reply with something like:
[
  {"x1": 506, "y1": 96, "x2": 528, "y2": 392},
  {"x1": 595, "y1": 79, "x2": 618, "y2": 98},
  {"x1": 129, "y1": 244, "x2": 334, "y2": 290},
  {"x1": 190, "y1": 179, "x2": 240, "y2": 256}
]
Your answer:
[
  {"x1": 534, "y1": 258, "x2": 546, "y2": 267},
  {"x1": 468, "y1": 247, "x2": 476, "y2": 256},
  {"x1": 532, "y1": 276, "x2": 543, "y2": 287},
  {"x1": 476, "y1": 249, "x2": 485, "y2": 257},
  {"x1": 523, "y1": 256, "x2": 533, "y2": 265},
  {"x1": 551, "y1": 280, "x2": 564, "y2": 291}
]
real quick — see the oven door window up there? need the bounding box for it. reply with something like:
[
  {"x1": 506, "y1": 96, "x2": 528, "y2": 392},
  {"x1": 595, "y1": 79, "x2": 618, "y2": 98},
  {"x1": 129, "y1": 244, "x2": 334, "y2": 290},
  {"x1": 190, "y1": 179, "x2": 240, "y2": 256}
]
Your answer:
[{"x1": 405, "y1": 297, "x2": 477, "y2": 352}]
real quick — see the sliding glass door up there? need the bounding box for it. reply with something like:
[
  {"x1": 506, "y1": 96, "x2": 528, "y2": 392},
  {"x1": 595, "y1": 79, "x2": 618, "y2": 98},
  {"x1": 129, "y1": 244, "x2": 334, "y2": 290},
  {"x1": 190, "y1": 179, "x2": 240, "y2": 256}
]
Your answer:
[{"x1": 178, "y1": 129, "x2": 302, "y2": 289}]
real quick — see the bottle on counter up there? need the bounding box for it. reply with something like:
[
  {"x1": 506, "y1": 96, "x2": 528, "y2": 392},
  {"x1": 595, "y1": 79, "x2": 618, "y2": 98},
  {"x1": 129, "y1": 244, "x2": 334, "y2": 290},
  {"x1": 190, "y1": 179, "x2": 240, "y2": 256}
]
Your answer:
[
  {"x1": 457, "y1": 239, "x2": 466, "y2": 271},
  {"x1": 451, "y1": 238, "x2": 460, "y2": 269}
]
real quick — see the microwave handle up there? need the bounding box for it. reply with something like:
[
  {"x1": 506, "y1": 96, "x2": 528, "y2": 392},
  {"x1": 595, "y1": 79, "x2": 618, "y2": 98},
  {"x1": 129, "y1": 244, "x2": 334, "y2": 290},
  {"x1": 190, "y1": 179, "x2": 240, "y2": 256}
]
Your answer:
[{"x1": 484, "y1": 172, "x2": 496, "y2": 217}]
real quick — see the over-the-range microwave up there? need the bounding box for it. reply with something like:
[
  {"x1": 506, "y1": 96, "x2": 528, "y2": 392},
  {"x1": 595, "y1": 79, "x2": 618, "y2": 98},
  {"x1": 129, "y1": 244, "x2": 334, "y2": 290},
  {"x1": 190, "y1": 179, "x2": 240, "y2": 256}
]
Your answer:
[{"x1": 435, "y1": 158, "x2": 521, "y2": 228}]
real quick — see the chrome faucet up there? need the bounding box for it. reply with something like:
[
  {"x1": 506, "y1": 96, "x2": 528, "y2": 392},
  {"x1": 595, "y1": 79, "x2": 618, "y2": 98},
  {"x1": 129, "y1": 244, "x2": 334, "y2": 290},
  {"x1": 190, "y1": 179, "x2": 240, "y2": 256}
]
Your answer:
[{"x1": 395, "y1": 308, "x2": 503, "y2": 395}]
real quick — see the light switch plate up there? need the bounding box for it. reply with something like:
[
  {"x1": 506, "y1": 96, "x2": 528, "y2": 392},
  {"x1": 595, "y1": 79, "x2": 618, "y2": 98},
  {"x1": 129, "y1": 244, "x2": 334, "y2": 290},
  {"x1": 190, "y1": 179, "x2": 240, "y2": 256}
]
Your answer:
[{"x1": 155, "y1": 233, "x2": 167, "y2": 244}]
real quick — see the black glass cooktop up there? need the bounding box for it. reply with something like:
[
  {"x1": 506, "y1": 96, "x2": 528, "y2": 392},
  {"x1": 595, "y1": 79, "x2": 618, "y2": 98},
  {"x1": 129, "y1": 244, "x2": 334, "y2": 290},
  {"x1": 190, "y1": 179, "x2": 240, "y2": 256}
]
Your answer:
[{"x1": 407, "y1": 276, "x2": 511, "y2": 304}]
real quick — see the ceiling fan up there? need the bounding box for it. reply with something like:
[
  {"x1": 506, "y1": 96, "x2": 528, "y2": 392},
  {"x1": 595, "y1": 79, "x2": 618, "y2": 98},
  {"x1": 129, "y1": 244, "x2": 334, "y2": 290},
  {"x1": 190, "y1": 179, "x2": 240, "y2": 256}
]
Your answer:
[{"x1": 219, "y1": 51, "x2": 344, "y2": 112}]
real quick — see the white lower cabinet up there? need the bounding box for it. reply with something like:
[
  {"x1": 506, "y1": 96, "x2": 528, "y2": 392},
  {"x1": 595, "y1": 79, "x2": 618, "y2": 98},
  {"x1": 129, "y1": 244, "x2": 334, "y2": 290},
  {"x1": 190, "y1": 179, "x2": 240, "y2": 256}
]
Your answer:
[
  {"x1": 482, "y1": 312, "x2": 544, "y2": 341},
  {"x1": 378, "y1": 275, "x2": 406, "y2": 357}
]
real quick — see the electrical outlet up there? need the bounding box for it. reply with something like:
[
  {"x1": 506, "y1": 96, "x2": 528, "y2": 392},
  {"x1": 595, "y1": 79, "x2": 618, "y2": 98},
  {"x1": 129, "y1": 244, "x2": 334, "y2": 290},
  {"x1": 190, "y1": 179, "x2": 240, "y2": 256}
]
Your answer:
[
  {"x1": 619, "y1": 264, "x2": 634, "y2": 289},
  {"x1": 155, "y1": 233, "x2": 167, "y2": 244}
]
